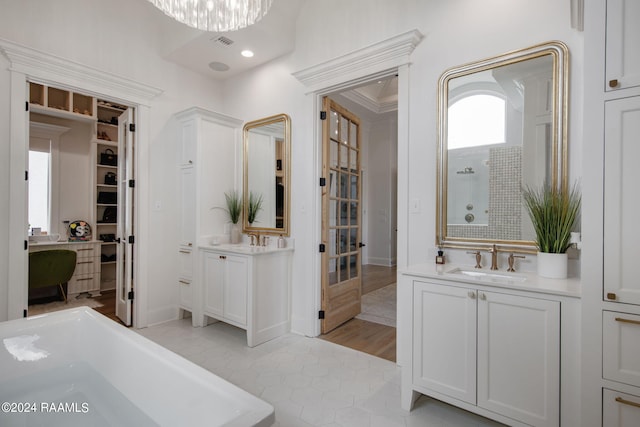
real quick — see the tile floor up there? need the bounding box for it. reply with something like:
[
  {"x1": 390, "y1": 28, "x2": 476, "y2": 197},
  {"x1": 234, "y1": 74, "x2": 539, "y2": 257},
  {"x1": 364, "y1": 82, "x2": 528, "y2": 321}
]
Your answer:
[{"x1": 138, "y1": 319, "x2": 504, "y2": 427}]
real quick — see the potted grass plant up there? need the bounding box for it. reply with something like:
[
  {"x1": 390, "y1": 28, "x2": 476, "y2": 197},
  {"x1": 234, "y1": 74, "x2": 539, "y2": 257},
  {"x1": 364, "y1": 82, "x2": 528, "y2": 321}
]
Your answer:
[
  {"x1": 247, "y1": 192, "x2": 264, "y2": 225},
  {"x1": 522, "y1": 183, "x2": 581, "y2": 279},
  {"x1": 225, "y1": 191, "x2": 243, "y2": 244}
]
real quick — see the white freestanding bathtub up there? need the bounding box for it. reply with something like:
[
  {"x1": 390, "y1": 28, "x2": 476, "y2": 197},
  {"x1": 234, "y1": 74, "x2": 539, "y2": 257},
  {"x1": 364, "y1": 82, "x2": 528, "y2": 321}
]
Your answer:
[{"x1": 0, "y1": 307, "x2": 274, "y2": 426}]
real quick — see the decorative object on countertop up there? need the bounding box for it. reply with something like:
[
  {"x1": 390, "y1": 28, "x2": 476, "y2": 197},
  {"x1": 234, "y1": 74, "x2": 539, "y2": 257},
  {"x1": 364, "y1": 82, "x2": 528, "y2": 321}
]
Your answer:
[
  {"x1": 522, "y1": 183, "x2": 581, "y2": 279},
  {"x1": 277, "y1": 234, "x2": 286, "y2": 248},
  {"x1": 68, "y1": 220, "x2": 92, "y2": 241},
  {"x1": 435, "y1": 248, "x2": 445, "y2": 265},
  {"x1": 247, "y1": 191, "x2": 264, "y2": 225},
  {"x1": 224, "y1": 190, "x2": 243, "y2": 244}
]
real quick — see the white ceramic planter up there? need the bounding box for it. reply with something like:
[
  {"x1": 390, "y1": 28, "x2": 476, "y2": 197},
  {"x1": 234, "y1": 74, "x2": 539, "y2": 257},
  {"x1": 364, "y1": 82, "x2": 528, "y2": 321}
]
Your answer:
[
  {"x1": 230, "y1": 224, "x2": 242, "y2": 244},
  {"x1": 537, "y1": 252, "x2": 568, "y2": 279}
]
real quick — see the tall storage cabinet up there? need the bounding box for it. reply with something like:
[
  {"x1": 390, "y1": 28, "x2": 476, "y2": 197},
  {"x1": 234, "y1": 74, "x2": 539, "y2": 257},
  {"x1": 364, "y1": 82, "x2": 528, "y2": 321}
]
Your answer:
[
  {"x1": 584, "y1": 0, "x2": 640, "y2": 425},
  {"x1": 175, "y1": 108, "x2": 242, "y2": 323}
]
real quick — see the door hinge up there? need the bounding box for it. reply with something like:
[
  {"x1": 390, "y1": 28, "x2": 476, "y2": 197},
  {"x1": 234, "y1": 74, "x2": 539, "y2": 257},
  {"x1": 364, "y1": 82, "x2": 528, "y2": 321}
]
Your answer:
[
  {"x1": 318, "y1": 310, "x2": 325, "y2": 319},
  {"x1": 128, "y1": 235, "x2": 135, "y2": 244},
  {"x1": 25, "y1": 170, "x2": 28, "y2": 181},
  {"x1": 25, "y1": 101, "x2": 29, "y2": 112},
  {"x1": 319, "y1": 177, "x2": 326, "y2": 187},
  {"x1": 319, "y1": 243, "x2": 326, "y2": 253},
  {"x1": 320, "y1": 111, "x2": 327, "y2": 120},
  {"x1": 129, "y1": 123, "x2": 136, "y2": 132},
  {"x1": 23, "y1": 309, "x2": 28, "y2": 318},
  {"x1": 128, "y1": 290, "x2": 134, "y2": 300},
  {"x1": 24, "y1": 240, "x2": 28, "y2": 250},
  {"x1": 129, "y1": 179, "x2": 135, "y2": 188}
]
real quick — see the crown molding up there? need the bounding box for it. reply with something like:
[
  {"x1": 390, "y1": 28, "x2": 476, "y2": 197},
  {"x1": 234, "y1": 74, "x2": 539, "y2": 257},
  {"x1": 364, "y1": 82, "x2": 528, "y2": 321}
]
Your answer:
[
  {"x1": 0, "y1": 38, "x2": 163, "y2": 106},
  {"x1": 341, "y1": 88, "x2": 398, "y2": 115},
  {"x1": 175, "y1": 106, "x2": 243, "y2": 128},
  {"x1": 292, "y1": 29, "x2": 423, "y2": 93}
]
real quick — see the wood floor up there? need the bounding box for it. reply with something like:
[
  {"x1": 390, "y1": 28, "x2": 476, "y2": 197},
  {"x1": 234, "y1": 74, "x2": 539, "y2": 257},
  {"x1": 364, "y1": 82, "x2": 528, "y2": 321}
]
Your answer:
[
  {"x1": 92, "y1": 289, "x2": 127, "y2": 326},
  {"x1": 320, "y1": 264, "x2": 397, "y2": 362}
]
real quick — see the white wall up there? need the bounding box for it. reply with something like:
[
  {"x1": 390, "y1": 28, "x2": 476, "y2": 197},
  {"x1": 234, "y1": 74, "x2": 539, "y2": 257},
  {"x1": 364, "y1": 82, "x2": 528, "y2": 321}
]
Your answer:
[
  {"x1": 0, "y1": 0, "x2": 224, "y2": 323},
  {"x1": 0, "y1": 0, "x2": 584, "y2": 332},
  {"x1": 222, "y1": 0, "x2": 583, "y2": 335},
  {"x1": 366, "y1": 115, "x2": 398, "y2": 266}
]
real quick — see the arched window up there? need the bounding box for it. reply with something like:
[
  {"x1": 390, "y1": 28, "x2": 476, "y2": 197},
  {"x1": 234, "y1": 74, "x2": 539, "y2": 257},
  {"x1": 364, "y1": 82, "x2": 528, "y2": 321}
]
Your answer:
[{"x1": 448, "y1": 94, "x2": 506, "y2": 149}]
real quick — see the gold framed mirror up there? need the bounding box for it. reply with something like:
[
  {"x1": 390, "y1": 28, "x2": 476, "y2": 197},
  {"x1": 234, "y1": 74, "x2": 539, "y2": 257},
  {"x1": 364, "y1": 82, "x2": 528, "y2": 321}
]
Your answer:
[
  {"x1": 243, "y1": 114, "x2": 291, "y2": 236},
  {"x1": 436, "y1": 41, "x2": 569, "y2": 252}
]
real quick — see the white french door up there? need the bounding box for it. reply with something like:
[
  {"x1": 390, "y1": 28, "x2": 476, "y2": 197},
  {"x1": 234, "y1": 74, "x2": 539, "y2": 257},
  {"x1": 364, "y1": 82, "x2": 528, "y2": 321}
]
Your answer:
[{"x1": 116, "y1": 108, "x2": 134, "y2": 325}]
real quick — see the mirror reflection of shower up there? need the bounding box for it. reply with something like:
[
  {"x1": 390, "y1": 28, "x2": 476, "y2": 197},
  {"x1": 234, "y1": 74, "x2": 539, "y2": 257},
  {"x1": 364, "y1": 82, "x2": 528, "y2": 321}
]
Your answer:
[{"x1": 447, "y1": 148, "x2": 489, "y2": 225}]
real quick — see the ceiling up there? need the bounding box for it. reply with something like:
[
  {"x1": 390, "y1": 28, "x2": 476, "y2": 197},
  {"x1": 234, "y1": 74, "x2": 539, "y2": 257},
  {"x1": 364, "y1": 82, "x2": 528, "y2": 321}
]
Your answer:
[
  {"x1": 144, "y1": 0, "x2": 398, "y2": 116},
  {"x1": 148, "y1": 0, "x2": 305, "y2": 80}
]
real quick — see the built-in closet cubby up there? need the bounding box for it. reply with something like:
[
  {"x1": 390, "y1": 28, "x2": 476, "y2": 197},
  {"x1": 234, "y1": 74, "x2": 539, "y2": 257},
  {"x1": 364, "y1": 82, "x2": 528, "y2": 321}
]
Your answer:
[
  {"x1": 93, "y1": 100, "x2": 126, "y2": 292},
  {"x1": 29, "y1": 82, "x2": 95, "y2": 120},
  {"x1": 598, "y1": 0, "x2": 640, "y2": 424}
]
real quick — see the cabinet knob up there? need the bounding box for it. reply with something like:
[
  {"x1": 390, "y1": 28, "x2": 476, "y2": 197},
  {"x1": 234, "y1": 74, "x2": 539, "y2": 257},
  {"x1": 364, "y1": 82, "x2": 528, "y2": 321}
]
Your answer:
[
  {"x1": 479, "y1": 293, "x2": 487, "y2": 301},
  {"x1": 606, "y1": 292, "x2": 617, "y2": 300},
  {"x1": 609, "y1": 79, "x2": 619, "y2": 88},
  {"x1": 188, "y1": 160, "x2": 193, "y2": 164},
  {"x1": 219, "y1": 255, "x2": 227, "y2": 260},
  {"x1": 468, "y1": 291, "x2": 476, "y2": 299}
]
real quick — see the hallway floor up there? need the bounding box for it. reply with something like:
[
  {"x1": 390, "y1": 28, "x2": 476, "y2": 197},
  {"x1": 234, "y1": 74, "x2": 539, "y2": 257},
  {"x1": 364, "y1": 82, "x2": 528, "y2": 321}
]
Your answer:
[{"x1": 138, "y1": 318, "x2": 504, "y2": 427}]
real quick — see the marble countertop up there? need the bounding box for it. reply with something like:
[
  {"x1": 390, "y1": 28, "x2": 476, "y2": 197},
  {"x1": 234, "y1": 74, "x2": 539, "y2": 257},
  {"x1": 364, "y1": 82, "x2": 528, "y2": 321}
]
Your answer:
[
  {"x1": 400, "y1": 262, "x2": 581, "y2": 298},
  {"x1": 198, "y1": 243, "x2": 294, "y2": 255}
]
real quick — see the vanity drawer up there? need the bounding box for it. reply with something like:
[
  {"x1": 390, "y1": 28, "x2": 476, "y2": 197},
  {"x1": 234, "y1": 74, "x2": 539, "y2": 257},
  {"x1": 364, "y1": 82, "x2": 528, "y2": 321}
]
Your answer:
[
  {"x1": 68, "y1": 274, "x2": 100, "y2": 295},
  {"x1": 603, "y1": 388, "x2": 640, "y2": 427},
  {"x1": 178, "y1": 248, "x2": 193, "y2": 279},
  {"x1": 74, "y1": 243, "x2": 98, "y2": 258},
  {"x1": 74, "y1": 257, "x2": 100, "y2": 275},
  {"x1": 604, "y1": 311, "x2": 640, "y2": 387},
  {"x1": 178, "y1": 278, "x2": 192, "y2": 309}
]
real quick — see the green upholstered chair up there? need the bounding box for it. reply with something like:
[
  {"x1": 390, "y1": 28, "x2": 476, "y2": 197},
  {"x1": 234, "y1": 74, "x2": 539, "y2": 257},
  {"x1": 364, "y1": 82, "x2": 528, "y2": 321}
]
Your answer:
[{"x1": 28, "y1": 250, "x2": 77, "y2": 303}]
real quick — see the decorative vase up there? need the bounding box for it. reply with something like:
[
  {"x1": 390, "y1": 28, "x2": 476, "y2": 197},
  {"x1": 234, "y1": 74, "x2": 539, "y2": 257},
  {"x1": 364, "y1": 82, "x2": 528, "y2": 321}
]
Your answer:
[
  {"x1": 230, "y1": 224, "x2": 242, "y2": 244},
  {"x1": 536, "y1": 252, "x2": 568, "y2": 279}
]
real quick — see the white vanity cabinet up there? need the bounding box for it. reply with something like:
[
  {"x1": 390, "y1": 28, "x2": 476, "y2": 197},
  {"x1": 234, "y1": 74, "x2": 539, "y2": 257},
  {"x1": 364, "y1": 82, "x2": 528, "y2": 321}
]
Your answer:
[
  {"x1": 401, "y1": 264, "x2": 580, "y2": 427},
  {"x1": 412, "y1": 280, "x2": 559, "y2": 427},
  {"x1": 200, "y1": 245, "x2": 293, "y2": 347}
]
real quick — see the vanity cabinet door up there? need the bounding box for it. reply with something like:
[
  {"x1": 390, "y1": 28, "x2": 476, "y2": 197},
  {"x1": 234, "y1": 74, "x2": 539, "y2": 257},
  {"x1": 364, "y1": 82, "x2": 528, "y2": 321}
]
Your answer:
[
  {"x1": 203, "y1": 251, "x2": 224, "y2": 318},
  {"x1": 606, "y1": 0, "x2": 640, "y2": 91},
  {"x1": 223, "y1": 255, "x2": 248, "y2": 327},
  {"x1": 604, "y1": 97, "x2": 640, "y2": 305},
  {"x1": 413, "y1": 281, "x2": 477, "y2": 404},
  {"x1": 179, "y1": 166, "x2": 196, "y2": 248},
  {"x1": 477, "y1": 291, "x2": 560, "y2": 427}
]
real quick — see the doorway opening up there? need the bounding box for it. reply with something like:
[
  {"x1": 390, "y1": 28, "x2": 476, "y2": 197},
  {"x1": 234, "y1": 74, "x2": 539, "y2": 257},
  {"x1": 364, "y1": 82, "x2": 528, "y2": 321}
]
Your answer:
[
  {"x1": 319, "y1": 76, "x2": 399, "y2": 361},
  {"x1": 26, "y1": 86, "x2": 136, "y2": 326}
]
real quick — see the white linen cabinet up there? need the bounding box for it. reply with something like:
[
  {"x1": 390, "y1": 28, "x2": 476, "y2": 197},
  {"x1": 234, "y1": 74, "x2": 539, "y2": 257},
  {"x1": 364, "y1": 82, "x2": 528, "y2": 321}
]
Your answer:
[
  {"x1": 175, "y1": 108, "x2": 242, "y2": 322},
  {"x1": 596, "y1": 0, "x2": 640, "y2": 422}
]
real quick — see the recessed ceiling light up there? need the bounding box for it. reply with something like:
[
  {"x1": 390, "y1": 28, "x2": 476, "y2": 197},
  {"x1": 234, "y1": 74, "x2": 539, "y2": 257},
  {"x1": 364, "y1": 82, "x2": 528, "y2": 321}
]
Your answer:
[
  {"x1": 209, "y1": 61, "x2": 230, "y2": 72},
  {"x1": 241, "y1": 50, "x2": 254, "y2": 58}
]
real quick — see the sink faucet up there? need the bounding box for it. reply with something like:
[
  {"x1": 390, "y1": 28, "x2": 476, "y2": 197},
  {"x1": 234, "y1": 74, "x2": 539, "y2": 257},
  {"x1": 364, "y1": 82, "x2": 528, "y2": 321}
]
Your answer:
[
  {"x1": 248, "y1": 233, "x2": 259, "y2": 246},
  {"x1": 488, "y1": 244, "x2": 499, "y2": 270},
  {"x1": 507, "y1": 253, "x2": 526, "y2": 272},
  {"x1": 467, "y1": 251, "x2": 482, "y2": 268}
]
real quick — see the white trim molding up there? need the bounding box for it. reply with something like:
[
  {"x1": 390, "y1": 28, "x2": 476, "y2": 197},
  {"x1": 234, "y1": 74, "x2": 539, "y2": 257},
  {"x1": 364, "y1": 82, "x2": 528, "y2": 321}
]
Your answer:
[
  {"x1": 0, "y1": 38, "x2": 163, "y2": 105},
  {"x1": 571, "y1": 0, "x2": 584, "y2": 31},
  {"x1": 292, "y1": 29, "x2": 424, "y2": 93}
]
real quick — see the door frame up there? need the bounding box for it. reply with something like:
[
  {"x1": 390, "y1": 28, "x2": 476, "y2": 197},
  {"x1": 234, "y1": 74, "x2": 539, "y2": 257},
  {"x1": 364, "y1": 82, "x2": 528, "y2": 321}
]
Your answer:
[
  {"x1": 304, "y1": 65, "x2": 414, "y2": 339},
  {"x1": 2, "y1": 39, "x2": 162, "y2": 326}
]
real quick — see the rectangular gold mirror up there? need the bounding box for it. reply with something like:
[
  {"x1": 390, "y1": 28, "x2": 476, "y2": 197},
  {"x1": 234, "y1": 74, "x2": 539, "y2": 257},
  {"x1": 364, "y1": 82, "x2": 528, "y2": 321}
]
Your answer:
[
  {"x1": 243, "y1": 114, "x2": 291, "y2": 236},
  {"x1": 436, "y1": 41, "x2": 569, "y2": 252}
]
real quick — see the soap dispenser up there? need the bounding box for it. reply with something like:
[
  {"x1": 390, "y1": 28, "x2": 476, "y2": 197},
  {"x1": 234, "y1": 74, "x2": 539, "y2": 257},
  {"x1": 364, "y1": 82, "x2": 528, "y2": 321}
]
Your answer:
[{"x1": 277, "y1": 234, "x2": 286, "y2": 248}]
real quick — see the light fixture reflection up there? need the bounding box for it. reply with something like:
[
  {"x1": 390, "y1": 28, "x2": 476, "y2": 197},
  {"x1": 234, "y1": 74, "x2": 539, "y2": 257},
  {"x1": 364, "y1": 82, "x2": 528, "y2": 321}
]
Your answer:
[{"x1": 148, "y1": 0, "x2": 273, "y2": 32}]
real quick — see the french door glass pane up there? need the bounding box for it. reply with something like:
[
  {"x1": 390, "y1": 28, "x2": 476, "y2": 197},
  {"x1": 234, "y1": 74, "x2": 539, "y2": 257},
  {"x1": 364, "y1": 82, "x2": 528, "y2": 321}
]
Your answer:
[
  {"x1": 340, "y1": 145, "x2": 349, "y2": 169},
  {"x1": 350, "y1": 202, "x2": 358, "y2": 225},
  {"x1": 350, "y1": 175, "x2": 358, "y2": 200},
  {"x1": 350, "y1": 147, "x2": 357, "y2": 170},
  {"x1": 340, "y1": 172, "x2": 349, "y2": 199},
  {"x1": 340, "y1": 256, "x2": 349, "y2": 282},
  {"x1": 350, "y1": 122, "x2": 358, "y2": 148},
  {"x1": 340, "y1": 117, "x2": 349, "y2": 144},
  {"x1": 330, "y1": 141, "x2": 338, "y2": 168},
  {"x1": 350, "y1": 255, "x2": 358, "y2": 279},
  {"x1": 339, "y1": 228, "x2": 348, "y2": 254}
]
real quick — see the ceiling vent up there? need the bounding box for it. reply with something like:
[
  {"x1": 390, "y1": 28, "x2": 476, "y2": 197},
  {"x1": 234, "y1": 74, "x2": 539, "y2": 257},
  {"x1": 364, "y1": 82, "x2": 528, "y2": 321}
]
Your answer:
[{"x1": 213, "y1": 36, "x2": 235, "y2": 46}]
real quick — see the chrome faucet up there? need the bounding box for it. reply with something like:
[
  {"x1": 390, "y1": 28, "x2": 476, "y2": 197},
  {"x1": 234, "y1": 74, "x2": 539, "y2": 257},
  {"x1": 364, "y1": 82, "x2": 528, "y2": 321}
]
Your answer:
[{"x1": 488, "y1": 244, "x2": 499, "y2": 270}]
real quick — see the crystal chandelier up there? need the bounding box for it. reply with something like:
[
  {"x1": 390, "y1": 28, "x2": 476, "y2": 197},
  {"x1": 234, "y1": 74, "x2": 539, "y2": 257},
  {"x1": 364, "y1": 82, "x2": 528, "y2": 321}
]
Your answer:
[{"x1": 148, "y1": 0, "x2": 274, "y2": 32}]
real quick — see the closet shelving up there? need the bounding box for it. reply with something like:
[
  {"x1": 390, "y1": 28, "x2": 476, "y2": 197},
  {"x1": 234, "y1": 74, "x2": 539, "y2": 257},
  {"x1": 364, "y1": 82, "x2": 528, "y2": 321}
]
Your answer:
[
  {"x1": 28, "y1": 82, "x2": 95, "y2": 122},
  {"x1": 93, "y1": 99, "x2": 126, "y2": 291}
]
